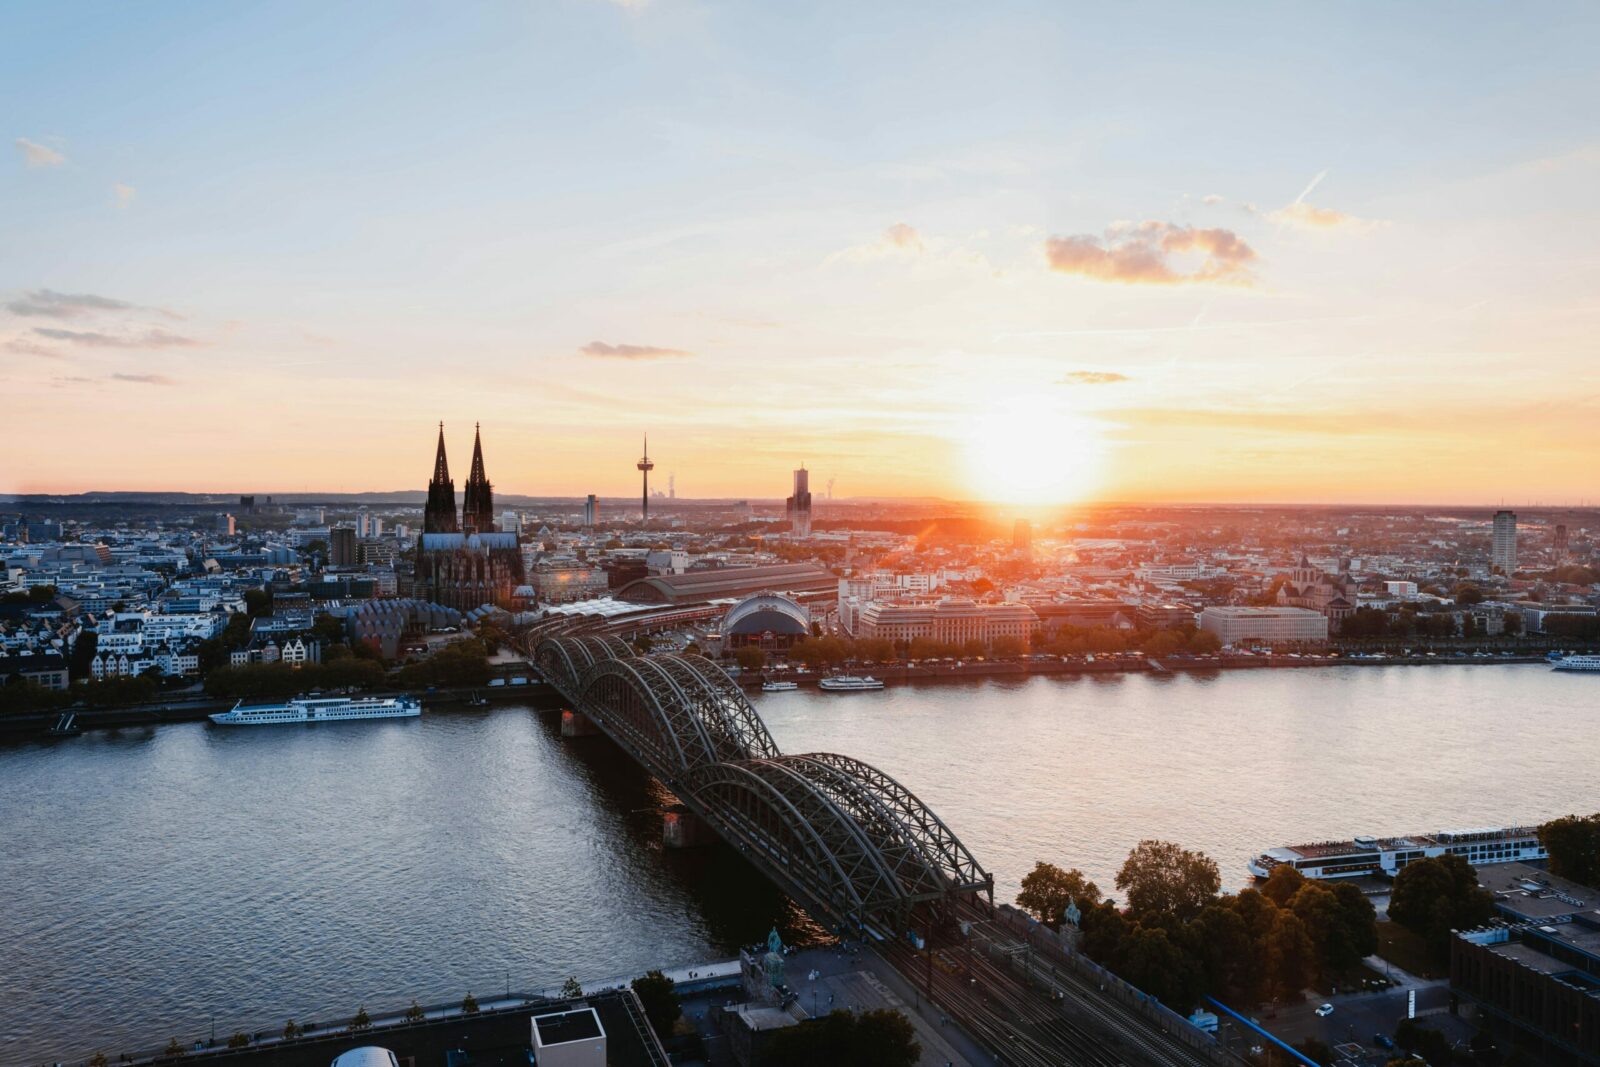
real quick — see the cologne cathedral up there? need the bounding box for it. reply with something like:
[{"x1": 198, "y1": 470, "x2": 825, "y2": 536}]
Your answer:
[{"x1": 414, "y1": 423, "x2": 525, "y2": 610}]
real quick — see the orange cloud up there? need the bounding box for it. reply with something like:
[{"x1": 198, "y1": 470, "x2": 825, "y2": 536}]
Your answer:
[
  {"x1": 579, "y1": 341, "x2": 691, "y2": 360},
  {"x1": 1060, "y1": 371, "x2": 1130, "y2": 385},
  {"x1": 1044, "y1": 221, "x2": 1257, "y2": 285},
  {"x1": 1270, "y1": 200, "x2": 1368, "y2": 229}
]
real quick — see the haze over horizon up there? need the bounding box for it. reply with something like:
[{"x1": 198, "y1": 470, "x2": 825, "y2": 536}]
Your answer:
[{"x1": 6, "y1": 2, "x2": 1599, "y2": 505}]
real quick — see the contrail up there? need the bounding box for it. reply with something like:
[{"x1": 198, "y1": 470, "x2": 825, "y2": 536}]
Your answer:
[{"x1": 1292, "y1": 169, "x2": 1328, "y2": 206}]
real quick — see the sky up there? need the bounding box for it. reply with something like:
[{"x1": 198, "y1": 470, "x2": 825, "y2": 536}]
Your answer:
[{"x1": 4, "y1": 1, "x2": 1599, "y2": 505}]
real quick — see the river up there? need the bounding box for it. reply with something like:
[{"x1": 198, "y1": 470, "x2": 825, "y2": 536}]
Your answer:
[{"x1": 1, "y1": 664, "x2": 1592, "y2": 1063}]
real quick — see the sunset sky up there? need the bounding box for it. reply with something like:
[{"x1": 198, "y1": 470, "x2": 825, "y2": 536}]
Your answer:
[{"x1": 5, "y1": 2, "x2": 1599, "y2": 504}]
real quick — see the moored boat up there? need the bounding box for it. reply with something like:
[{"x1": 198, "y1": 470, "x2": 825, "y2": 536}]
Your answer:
[
  {"x1": 818, "y1": 675, "x2": 885, "y2": 692},
  {"x1": 1248, "y1": 824, "x2": 1547, "y2": 881},
  {"x1": 210, "y1": 694, "x2": 422, "y2": 725}
]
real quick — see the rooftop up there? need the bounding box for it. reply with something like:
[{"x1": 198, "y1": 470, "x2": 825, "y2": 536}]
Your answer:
[{"x1": 533, "y1": 1006, "x2": 604, "y2": 1046}]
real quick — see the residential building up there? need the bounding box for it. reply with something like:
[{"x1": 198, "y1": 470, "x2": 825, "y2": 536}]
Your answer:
[{"x1": 1493, "y1": 510, "x2": 1518, "y2": 572}]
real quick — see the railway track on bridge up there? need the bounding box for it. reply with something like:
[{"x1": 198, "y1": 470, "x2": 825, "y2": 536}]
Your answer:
[{"x1": 521, "y1": 625, "x2": 1236, "y2": 1067}]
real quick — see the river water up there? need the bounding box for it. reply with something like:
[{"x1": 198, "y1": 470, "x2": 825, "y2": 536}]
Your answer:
[{"x1": 2, "y1": 664, "x2": 1593, "y2": 1062}]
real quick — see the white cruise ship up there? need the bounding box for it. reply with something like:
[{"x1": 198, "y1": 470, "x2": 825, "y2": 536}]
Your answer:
[
  {"x1": 1248, "y1": 825, "x2": 1547, "y2": 881},
  {"x1": 818, "y1": 675, "x2": 885, "y2": 692},
  {"x1": 210, "y1": 695, "x2": 422, "y2": 726},
  {"x1": 1551, "y1": 654, "x2": 1600, "y2": 672},
  {"x1": 760, "y1": 680, "x2": 799, "y2": 692}
]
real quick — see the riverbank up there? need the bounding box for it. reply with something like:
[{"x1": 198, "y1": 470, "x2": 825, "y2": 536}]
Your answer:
[
  {"x1": 0, "y1": 682, "x2": 563, "y2": 739},
  {"x1": 733, "y1": 650, "x2": 1554, "y2": 690},
  {"x1": 3, "y1": 651, "x2": 1558, "y2": 738}
]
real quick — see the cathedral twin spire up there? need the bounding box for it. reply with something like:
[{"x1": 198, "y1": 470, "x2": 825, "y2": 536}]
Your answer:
[{"x1": 424, "y1": 422, "x2": 495, "y2": 534}]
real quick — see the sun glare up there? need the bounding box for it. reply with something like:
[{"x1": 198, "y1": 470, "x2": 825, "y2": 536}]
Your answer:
[{"x1": 961, "y1": 396, "x2": 1108, "y2": 505}]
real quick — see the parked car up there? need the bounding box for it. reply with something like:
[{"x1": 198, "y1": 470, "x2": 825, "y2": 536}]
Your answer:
[{"x1": 1314, "y1": 1003, "x2": 1335, "y2": 1018}]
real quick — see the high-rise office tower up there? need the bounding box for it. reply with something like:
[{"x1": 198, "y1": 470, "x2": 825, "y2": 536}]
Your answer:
[
  {"x1": 330, "y1": 526, "x2": 357, "y2": 566},
  {"x1": 584, "y1": 494, "x2": 598, "y2": 527},
  {"x1": 786, "y1": 466, "x2": 812, "y2": 538},
  {"x1": 1492, "y1": 510, "x2": 1518, "y2": 573}
]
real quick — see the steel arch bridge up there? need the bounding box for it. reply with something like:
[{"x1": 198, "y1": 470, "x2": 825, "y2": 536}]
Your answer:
[{"x1": 534, "y1": 634, "x2": 993, "y2": 935}]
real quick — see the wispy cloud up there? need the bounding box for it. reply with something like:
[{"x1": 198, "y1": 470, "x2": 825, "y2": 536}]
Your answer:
[
  {"x1": 114, "y1": 183, "x2": 136, "y2": 209},
  {"x1": 110, "y1": 372, "x2": 175, "y2": 386},
  {"x1": 3, "y1": 337, "x2": 68, "y2": 358},
  {"x1": 579, "y1": 341, "x2": 691, "y2": 360},
  {"x1": 1060, "y1": 370, "x2": 1131, "y2": 385},
  {"x1": 1269, "y1": 200, "x2": 1374, "y2": 230},
  {"x1": 7, "y1": 290, "x2": 134, "y2": 318},
  {"x1": 1044, "y1": 221, "x2": 1258, "y2": 285},
  {"x1": 34, "y1": 327, "x2": 203, "y2": 349},
  {"x1": 832, "y1": 222, "x2": 927, "y2": 263},
  {"x1": 15, "y1": 137, "x2": 65, "y2": 167}
]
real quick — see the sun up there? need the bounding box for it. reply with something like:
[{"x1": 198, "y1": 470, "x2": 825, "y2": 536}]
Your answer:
[{"x1": 959, "y1": 395, "x2": 1108, "y2": 505}]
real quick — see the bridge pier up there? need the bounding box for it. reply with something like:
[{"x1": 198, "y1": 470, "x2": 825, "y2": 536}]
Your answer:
[
  {"x1": 560, "y1": 709, "x2": 599, "y2": 737},
  {"x1": 662, "y1": 806, "x2": 717, "y2": 848}
]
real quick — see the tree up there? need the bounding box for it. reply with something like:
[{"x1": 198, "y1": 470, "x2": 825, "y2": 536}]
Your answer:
[
  {"x1": 1455, "y1": 584, "x2": 1485, "y2": 606},
  {"x1": 733, "y1": 645, "x2": 766, "y2": 671},
  {"x1": 1016, "y1": 861, "x2": 1102, "y2": 929},
  {"x1": 1260, "y1": 864, "x2": 1305, "y2": 907},
  {"x1": 560, "y1": 977, "x2": 584, "y2": 998},
  {"x1": 1118, "y1": 925, "x2": 1203, "y2": 1010},
  {"x1": 227, "y1": 1032, "x2": 250, "y2": 1049},
  {"x1": 88, "y1": 1053, "x2": 110, "y2": 1067},
  {"x1": 1540, "y1": 813, "x2": 1600, "y2": 886},
  {"x1": 1289, "y1": 882, "x2": 1372, "y2": 974},
  {"x1": 405, "y1": 1000, "x2": 425, "y2": 1023},
  {"x1": 243, "y1": 588, "x2": 273, "y2": 617},
  {"x1": 763, "y1": 1009, "x2": 920, "y2": 1067},
  {"x1": 1186, "y1": 902, "x2": 1255, "y2": 1003},
  {"x1": 163, "y1": 1037, "x2": 186, "y2": 1058},
  {"x1": 1186, "y1": 629, "x2": 1222, "y2": 654},
  {"x1": 1389, "y1": 854, "x2": 1494, "y2": 957},
  {"x1": 282, "y1": 1019, "x2": 302, "y2": 1040},
  {"x1": 1115, "y1": 840, "x2": 1221, "y2": 928},
  {"x1": 1264, "y1": 909, "x2": 1315, "y2": 1000},
  {"x1": 1327, "y1": 880, "x2": 1378, "y2": 965},
  {"x1": 630, "y1": 970, "x2": 682, "y2": 1037},
  {"x1": 992, "y1": 635, "x2": 1025, "y2": 658},
  {"x1": 461, "y1": 992, "x2": 480, "y2": 1014},
  {"x1": 349, "y1": 1006, "x2": 371, "y2": 1031},
  {"x1": 1079, "y1": 899, "x2": 1130, "y2": 968}
]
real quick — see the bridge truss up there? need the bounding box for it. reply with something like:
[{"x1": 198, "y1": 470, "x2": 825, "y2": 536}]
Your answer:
[{"x1": 533, "y1": 635, "x2": 993, "y2": 935}]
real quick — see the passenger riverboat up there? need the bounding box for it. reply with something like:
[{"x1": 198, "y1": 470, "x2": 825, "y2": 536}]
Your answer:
[
  {"x1": 209, "y1": 695, "x2": 423, "y2": 725},
  {"x1": 818, "y1": 675, "x2": 885, "y2": 692},
  {"x1": 1248, "y1": 825, "x2": 1547, "y2": 881}
]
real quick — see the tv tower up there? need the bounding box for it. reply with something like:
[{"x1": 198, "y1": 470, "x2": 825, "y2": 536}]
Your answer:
[{"x1": 637, "y1": 434, "x2": 654, "y2": 522}]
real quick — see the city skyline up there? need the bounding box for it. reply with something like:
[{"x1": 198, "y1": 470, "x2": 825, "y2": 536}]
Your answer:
[{"x1": 6, "y1": 2, "x2": 1600, "y2": 504}]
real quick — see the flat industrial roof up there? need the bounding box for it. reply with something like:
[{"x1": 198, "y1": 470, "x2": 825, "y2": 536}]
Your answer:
[{"x1": 534, "y1": 1006, "x2": 604, "y2": 1045}]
